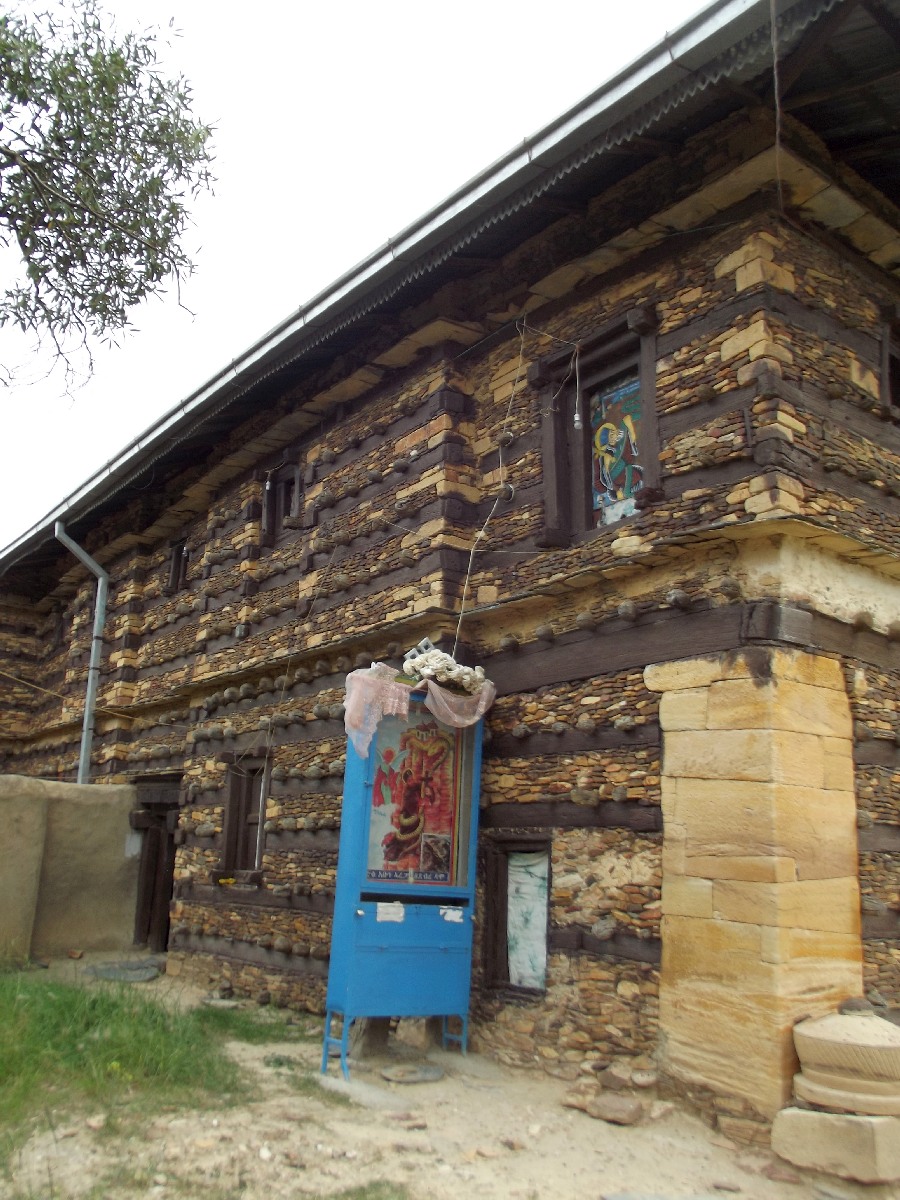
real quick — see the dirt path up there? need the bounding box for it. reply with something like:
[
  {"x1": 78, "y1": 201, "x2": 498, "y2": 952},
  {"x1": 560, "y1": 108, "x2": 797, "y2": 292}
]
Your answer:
[{"x1": 3, "y1": 958, "x2": 894, "y2": 1200}]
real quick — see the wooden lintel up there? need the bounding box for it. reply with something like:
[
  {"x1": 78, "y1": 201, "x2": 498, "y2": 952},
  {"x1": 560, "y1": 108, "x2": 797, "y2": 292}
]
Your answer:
[
  {"x1": 171, "y1": 931, "x2": 330, "y2": 973},
  {"x1": 480, "y1": 801, "x2": 662, "y2": 832},
  {"x1": 547, "y1": 926, "x2": 661, "y2": 964},
  {"x1": 177, "y1": 880, "x2": 335, "y2": 914},
  {"x1": 486, "y1": 724, "x2": 660, "y2": 759}
]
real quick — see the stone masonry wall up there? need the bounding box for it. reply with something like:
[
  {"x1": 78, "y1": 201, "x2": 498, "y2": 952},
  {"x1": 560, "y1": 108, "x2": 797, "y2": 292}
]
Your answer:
[{"x1": 0, "y1": 110, "x2": 897, "y2": 1101}]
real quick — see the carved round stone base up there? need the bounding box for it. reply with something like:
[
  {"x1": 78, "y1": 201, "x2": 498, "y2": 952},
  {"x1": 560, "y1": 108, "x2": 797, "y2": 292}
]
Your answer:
[
  {"x1": 794, "y1": 1072, "x2": 900, "y2": 1116},
  {"x1": 792, "y1": 1010, "x2": 900, "y2": 1116}
]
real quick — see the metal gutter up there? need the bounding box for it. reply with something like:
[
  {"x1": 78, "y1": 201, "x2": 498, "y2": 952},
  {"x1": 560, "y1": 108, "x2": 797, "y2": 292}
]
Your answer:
[
  {"x1": 54, "y1": 522, "x2": 108, "y2": 784},
  {"x1": 0, "y1": 0, "x2": 835, "y2": 573}
]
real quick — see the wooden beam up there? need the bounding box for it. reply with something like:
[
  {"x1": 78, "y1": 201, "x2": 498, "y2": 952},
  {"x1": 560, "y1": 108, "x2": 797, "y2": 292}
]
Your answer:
[
  {"x1": 784, "y1": 63, "x2": 900, "y2": 112},
  {"x1": 548, "y1": 926, "x2": 661, "y2": 964},
  {"x1": 486, "y1": 724, "x2": 660, "y2": 759},
  {"x1": 481, "y1": 801, "x2": 662, "y2": 832},
  {"x1": 489, "y1": 605, "x2": 744, "y2": 695},
  {"x1": 171, "y1": 930, "x2": 330, "y2": 973},
  {"x1": 176, "y1": 880, "x2": 335, "y2": 913},
  {"x1": 858, "y1": 825, "x2": 900, "y2": 853},
  {"x1": 767, "y1": 0, "x2": 860, "y2": 103},
  {"x1": 861, "y1": 0, "x2": 900, "y2": 51}
]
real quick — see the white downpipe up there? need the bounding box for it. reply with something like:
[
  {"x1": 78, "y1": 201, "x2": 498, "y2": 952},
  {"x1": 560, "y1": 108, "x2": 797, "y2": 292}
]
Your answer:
[{"x1": 54, "y1": 521, "x2": 108, "y2": 785}]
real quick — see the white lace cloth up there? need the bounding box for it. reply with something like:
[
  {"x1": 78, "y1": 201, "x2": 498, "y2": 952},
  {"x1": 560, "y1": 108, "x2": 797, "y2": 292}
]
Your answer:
[{"x1": 344, "y1": 662, "x2": 496, "y2": 756}]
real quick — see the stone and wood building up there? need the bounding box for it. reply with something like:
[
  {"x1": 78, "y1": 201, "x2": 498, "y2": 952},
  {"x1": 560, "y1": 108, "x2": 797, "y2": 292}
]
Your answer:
[{"x1": 0, "y1": 0, "x2": 897, "y2": 1142}]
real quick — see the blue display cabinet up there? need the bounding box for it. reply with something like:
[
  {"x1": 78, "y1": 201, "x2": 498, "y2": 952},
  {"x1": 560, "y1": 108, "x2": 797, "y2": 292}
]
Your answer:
[{"x1": 322, "y1": 699, "x2": 483, "y2": 1077}]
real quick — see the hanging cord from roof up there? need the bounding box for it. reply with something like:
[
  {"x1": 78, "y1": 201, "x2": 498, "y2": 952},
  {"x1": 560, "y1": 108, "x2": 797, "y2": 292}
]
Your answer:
[
  {"x1": 0, "y1": 667, "x2": 135, "y2": 722},
  {"x1": 451, "y1": 317, "x2": 581, "y2": 658},
  {"x1": 228, "y1": 539, "x2": 342, "y2": 776},
  {"x1": 770, "y1": 0, "x2": 786, "y2": 214}
]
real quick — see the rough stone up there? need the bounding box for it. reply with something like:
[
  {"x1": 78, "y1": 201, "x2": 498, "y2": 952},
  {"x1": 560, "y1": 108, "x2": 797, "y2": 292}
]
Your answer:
[{"x1": 584, "y1": 1093, "x2": 645, "y2": 1125}]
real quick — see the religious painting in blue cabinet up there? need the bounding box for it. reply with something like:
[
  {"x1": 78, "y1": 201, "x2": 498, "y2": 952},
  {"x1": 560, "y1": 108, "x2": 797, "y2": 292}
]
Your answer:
[{"x1": 322, "y1": 698, "x2": 483, "y2": 1077}]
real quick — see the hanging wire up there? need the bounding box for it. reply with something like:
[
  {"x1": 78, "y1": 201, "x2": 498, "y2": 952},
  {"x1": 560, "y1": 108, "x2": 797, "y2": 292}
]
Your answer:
[
  {"x1": 770, "y1": 0, "x2": 785, "y2": 214},
  {"x1": 451, "y1": 317, "x2": 582, "y2": 656}
]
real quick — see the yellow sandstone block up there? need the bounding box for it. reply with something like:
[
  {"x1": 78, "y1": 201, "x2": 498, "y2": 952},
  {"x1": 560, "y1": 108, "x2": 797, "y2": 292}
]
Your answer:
[
  {"x1": 645, "y1": 657, "x2": 726, "y2": 692},
  {"x1": 665, "y1": 779, "x2": 855, "y2": 877},
  {"x1": 749, "y1": 339, "x2": 794, "y2": 364},
  {"x1": 823, "y1": 740, "x2": 855, "y2": 792},
  {"x1": 721, "y1": 318, "x2": 769, "y2": 361},
  {"x1": 658, "y1": 687, "x2": 709, "y2": 731},
  {"x1": 685, "y1": 854, "x2": 797, "y2": 883},
  {"x1": 769, "y1": 649, "x2": 844, "y2": 690},
  {"x1": 712, "y1": 878, "x2": 860, "y2": 934},
  {"x1": 745, "y1": 490, "x2": 802, "y2": 514},
  {"x1": 435, "y1": 480, "x2": 481, "y2": 502},
  {"x1": 664, "y1": 728, "x2": 776, "y2": 782},
  {"x1": 735, "y1": 258, "x2": 795, "y2": 292},
  {"x1": 705, "y1": 679, "x2": 851, "y2": 737},
  {"x1": 714, "y1": 234, "x2": 777, "y2": 277},
  {"x1": 662, "y1": 915, "x2": 767, "y2": 980},
  {"x1": 747, "y1": 472, "x2": 804, "y2": 498},
  {"x1": 771, "y1": 730, "x2": 827, "y2": 788},
  {"x1": 760, "y1": 925, "x2": 863, "y2": 969},
  {"x1": 774, "y1": 412, "x2": 807, "y2": 435},
  {"x1": 663, "y1": 875, "x2": 714, "y2": 918},
  {"x1": 661, "y1": 823, "x2": 687, "y2": 874},
  {"x1": 529, "y1": 263, "x2": 588, "y2": 300},
  {"x1": 775, "y1": 682, "x2": 852, "y2": 738}
]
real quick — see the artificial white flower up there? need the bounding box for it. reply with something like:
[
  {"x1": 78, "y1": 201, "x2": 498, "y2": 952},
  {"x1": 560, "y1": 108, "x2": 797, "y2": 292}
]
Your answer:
[{"x1": 401, "y1": 646, "x2": 487, "y2": 695}]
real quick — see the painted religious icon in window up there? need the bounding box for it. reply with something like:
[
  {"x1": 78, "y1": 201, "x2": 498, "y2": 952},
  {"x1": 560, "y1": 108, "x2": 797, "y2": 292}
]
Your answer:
[
  {"x1": 590, "y1": 370, "x2": 643, "y2": 524},
  {"x1": 366, "y1": 705, "x2": 474, "y2": 888}
]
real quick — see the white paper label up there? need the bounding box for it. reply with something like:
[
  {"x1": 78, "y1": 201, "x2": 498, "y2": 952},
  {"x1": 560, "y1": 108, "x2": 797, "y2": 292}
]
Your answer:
[
  {"x1": 440, "y1": 907, "x2": 464, "y2": 923},
  {"x1": 376, "y1": 902, "x2": 405, "y2": 923}
]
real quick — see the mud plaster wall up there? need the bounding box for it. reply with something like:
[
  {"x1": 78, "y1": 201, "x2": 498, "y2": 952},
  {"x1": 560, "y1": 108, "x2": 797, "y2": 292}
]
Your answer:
[{"x1": 0, "y1": 775, "x2": 139, "y2": 957}]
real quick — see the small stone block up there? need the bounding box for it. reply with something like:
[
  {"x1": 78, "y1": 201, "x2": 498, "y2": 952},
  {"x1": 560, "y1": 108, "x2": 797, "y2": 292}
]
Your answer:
[
  {"x1": 771, "y1": 1108, "x2": 900, "y2": 1183},
  {"x1": 585, "y1": 1093, "x2": 644, "y2": 1125}
]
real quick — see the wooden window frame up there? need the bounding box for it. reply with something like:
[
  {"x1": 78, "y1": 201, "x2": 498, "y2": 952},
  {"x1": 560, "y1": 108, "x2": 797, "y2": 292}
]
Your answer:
[
  {"x1": 482, "y1": 835, "x2": 551, "y2": 995},
  {"x1": 529, "y1": 305, "x2": 661, "y2": 547},
  {"x1": 261, "y1": 463, "x2": 302, "y2": 546},
  {"x1": 879, "y1": 304, "x2": 900, "y2": 421},
  {"x1": 219, "y1": 760, "x2": 267, "y2": 881},
  {"x1": 164, "y1": 540, "x2": 190, "y2": 594}
]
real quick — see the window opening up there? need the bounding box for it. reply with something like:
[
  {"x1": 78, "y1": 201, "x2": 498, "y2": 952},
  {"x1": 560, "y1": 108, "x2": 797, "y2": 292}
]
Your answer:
[
  {"x1": 483, "y1": 837, "x2": 550, "y2": 992},
  {"x1": 506, "y1": 851, "x2": 549, "y2": 989},
  {"x1": 165, "y1": 541, "x2": 189, "y2": 593},
  {"x1": 222, "y1": 763, "x2": 265, "y2": 874},
  {"x1": 262, "y1": 464, "x2": 302, "y2": 543},
  {"x1": 530, "y1": 306, "x2": 659, "y2": 544}
]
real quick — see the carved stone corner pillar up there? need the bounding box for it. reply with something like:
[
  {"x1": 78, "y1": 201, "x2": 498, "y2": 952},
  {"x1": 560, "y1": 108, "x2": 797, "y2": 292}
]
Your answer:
[{"x1": 645, "y1": 646, "x2": 863, "y2": 1118}]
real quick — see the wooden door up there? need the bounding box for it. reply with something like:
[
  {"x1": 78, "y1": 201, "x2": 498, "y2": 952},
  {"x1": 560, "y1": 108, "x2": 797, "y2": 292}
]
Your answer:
[{"x1": 132, "y1": 780, "x2": 179, "y2": 952}]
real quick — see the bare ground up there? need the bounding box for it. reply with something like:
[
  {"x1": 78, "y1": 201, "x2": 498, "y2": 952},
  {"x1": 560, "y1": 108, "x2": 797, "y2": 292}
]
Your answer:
[{"x1": 3, "y1": 956, "x2": 895, "y2": 1200}]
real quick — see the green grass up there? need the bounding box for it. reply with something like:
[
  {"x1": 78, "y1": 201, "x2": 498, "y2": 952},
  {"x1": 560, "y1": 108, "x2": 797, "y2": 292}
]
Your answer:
[
  {"x1": 0, "y1": 972, "x2": 261, "y2": 1164},
  {"x1": 191, "y1": 1003, "x2": 321, "y2": 1044}
]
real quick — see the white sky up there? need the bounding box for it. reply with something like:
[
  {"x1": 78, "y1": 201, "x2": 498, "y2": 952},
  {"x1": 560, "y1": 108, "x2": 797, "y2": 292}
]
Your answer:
[{"x1": 0, "y1": 0, "x2": 707, "y2": 554}]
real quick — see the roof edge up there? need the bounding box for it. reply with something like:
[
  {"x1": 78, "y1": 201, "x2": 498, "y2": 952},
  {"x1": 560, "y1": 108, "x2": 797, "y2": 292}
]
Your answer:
[{"x1": 0, "y1": 0, "x2": 835, "y2": 573}]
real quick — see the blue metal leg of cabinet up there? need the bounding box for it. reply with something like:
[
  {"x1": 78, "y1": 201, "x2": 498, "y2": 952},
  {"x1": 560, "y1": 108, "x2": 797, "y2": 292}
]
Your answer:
[
  {"x1": 441, "y1": 1014, "x2": 468, "y2": 1054},
  {"x1": 321, "y1": 1010, "x2": 351, "y2": 1080}
]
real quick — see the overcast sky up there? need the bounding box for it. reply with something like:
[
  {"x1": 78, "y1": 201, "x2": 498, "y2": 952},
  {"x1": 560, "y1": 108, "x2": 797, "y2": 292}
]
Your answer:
[{"x1": 0, "y1": 0, "x2": 707, "y2": 554}]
